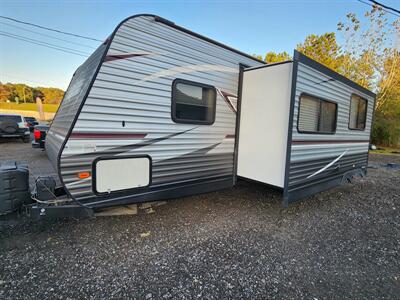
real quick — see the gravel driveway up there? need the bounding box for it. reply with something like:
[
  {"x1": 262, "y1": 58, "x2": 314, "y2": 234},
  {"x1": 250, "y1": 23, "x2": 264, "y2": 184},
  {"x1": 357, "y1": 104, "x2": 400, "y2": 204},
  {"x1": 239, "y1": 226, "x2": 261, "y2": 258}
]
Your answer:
[{"x1": 0, "y1": 138, "x2": 399, "y2": 299}]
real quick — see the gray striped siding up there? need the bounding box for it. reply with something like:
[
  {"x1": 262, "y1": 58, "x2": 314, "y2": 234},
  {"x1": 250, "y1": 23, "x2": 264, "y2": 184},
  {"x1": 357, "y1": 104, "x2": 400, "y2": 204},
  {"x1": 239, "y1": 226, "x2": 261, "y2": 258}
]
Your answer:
[
  {"x1": 46, "y1": 43, "x2": 107, "y2": 169},
  {"x1": 287, "y1": 62, "x2": 374, "y2": 198},
  {"x1": 289, "y1": 153, "x2": 368, "y2": 189},
  {"x1": 58, "y1": 15, "x2": 261, "y2": 204},
  {"x1": 292, "y1": 63, "x2": 374, "y2": 145}
]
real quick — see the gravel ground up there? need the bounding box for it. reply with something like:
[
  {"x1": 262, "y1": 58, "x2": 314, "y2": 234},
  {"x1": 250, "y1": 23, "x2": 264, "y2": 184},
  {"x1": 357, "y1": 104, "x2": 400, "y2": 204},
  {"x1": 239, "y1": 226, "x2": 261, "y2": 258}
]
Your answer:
[
  {"x1": 0, "y1": 134, "x2": 58, "y2": 186},
  {"x1": 0, "y1": 139, "x2": 399, "y2": 299}
]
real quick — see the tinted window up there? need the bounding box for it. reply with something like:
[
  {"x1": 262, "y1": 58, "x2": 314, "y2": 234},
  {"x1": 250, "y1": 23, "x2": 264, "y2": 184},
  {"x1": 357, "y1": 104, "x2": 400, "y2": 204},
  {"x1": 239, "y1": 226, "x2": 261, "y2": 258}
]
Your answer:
[
  {"x1": 172, "y1": 80, "x2": 216, "y2": 124},
  {"x1": 349, "y1": 95, "x2": 367, "y2": 130},
  {"x1": 0, "y1": 115, "x2": 22, "y2": 123},
  {"x1": 298, "y1": 94, "x2": 337, "y2": 133}
]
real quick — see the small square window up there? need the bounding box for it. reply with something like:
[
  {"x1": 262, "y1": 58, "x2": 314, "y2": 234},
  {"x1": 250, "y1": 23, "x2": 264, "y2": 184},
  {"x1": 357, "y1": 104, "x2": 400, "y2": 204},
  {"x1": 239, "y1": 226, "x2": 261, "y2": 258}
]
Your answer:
[
  {"x1": 349, "y1": 95, "x2": 367, "y2": 130},
  {"x1": 172, "y1": 79, "x2": 216, "y2": 125},
  {"x1": 298, "y1": 94, "x2": 337, "y2": 134}
]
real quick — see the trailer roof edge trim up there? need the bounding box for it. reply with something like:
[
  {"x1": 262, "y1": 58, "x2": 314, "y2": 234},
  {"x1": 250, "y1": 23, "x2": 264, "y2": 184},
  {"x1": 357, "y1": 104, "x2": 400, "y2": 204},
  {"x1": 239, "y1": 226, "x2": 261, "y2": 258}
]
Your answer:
[
  {"x1": 294, "y1": 50, "x2": 376, "y2": 98},
  {"x1": 243, "y1": 60, "x2": 293, "y2": 72},
  {"x1": 135, "y1": 14, "x2": 266, "y2": 65}
]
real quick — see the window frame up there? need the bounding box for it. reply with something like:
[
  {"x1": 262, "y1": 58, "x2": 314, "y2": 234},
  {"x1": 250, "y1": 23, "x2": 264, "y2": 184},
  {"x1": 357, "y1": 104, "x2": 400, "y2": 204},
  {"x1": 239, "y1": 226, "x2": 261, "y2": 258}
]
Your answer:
[
  {"x1": 296, "y1": 93, "x2": 338, "y2": 135},
  {"x1": 171, "y1": 78, "x2": 217, "y2": 125},
  {"x1": 348, "y1": 93, "x2": 368, "y2": 131}
]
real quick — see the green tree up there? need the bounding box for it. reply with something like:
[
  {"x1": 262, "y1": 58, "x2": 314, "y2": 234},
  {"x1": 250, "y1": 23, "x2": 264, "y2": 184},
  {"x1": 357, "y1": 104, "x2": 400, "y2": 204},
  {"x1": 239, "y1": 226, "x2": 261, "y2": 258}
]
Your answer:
[
  {"x1": 13, "y1": 84, "x2": 34, "y2": 103},
  {"x1": 264, "y1": 51, "x2": 291, "y2": 63},
  {"x1": 338, "y1": 5, "x2": 399, "y2": 103},
  {"x1": 296, "y1": 32, "x2": 346, "y2": 74},
  {"x1": 295, "y1": 5, "x2": 399, "y2": 146},
  {"x1": 338, "y1": 5, "x2": 400, "y2": 146},
  {"x1": 372, "y1": 51, "x2": 400, "y2": 146},
  {"x1": 0, "y1": 83, "x2": 18, "y2": 102},
  {"x1": 0, "y1": 83, "x2": 12, "y2": 102},
  {"x1": 36, "y1": 87, "x2": 65, "y2": 104},
  {"x1": 253, "y1": 54, "x2": 263, "y2": 61},
  {"x1": 0, "y1": 82, "x2": 65, "y2": 105},
  {"x1": 254, "y1": 51, "x2": 292, "y2": 63}
]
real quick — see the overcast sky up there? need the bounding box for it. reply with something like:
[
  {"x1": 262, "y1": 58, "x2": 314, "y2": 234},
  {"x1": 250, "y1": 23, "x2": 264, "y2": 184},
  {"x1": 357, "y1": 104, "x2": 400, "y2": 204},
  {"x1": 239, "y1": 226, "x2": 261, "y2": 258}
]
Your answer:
[{"x1": 0, "y1": 0, "x2": 399, "y2": 90}]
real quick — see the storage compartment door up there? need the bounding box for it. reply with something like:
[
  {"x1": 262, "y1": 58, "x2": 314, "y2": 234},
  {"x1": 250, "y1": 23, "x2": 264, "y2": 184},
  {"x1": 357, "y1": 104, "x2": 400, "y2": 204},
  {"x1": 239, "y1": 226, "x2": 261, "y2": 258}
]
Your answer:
[{"x1": 94, "y1": 156, "x2": 151, "y2": 194}]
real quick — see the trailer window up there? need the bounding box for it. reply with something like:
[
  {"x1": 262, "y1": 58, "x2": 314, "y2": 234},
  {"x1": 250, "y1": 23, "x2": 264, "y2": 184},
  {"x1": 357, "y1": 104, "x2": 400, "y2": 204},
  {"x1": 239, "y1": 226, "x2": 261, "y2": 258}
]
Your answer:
[
  {"x1": 298, "y1": 94, "x2": 337, "y2": 134},
  {"x1": 172, "y1": 79, "x2": 216, "y2": 125},
  {"x1": 349, "y1": 95, "x2": 367, "y2": 130}
]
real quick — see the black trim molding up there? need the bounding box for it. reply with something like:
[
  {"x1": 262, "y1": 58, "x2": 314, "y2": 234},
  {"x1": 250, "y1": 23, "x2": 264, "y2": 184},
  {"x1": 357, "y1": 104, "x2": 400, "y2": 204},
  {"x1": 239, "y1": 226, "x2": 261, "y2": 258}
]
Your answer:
[
  {"x1": 243, "y1": 60, "x2": 293, "y2": 72},
  {"x1": 283, "y1": 60, "x2": 299, "y2": 207},
  {"x1": 233, "y1": 63, "x2": 248, "y2": 184}
]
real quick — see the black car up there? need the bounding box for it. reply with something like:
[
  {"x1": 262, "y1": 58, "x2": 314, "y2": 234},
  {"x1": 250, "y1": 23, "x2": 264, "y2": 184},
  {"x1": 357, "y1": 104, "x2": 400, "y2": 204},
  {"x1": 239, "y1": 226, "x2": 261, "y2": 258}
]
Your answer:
[
  {"x1": 24, "y1": 116, "x2": 39, "y2": 132},
  {"x1": 0, "y1": 114, "x2": 31, "y2": 143}
]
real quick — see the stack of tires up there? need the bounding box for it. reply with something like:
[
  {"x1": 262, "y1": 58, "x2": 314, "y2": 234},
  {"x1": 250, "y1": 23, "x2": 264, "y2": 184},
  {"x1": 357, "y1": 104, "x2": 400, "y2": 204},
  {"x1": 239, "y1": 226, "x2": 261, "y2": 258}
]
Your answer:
[{"x1": 0, "y1": 161, "x2": 30, "y2": 215}]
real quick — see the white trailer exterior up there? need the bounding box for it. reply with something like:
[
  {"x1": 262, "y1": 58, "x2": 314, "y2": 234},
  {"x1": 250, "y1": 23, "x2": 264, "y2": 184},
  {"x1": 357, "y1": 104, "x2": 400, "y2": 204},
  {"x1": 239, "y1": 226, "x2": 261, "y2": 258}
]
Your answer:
[
  {"x1": 238, "y1": 54, "x2": 375, "y2": 205},
  {"x1": 46, "y1": 14, "x2": 375, "y2": 208},
  {"x1": 45, "y1": 14, "x2": 263, "y2": 208}
]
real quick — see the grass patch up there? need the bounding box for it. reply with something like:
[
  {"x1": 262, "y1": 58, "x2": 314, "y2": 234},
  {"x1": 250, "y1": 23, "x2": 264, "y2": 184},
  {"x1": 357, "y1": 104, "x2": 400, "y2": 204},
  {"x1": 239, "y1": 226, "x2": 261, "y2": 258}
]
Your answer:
[
  {"x1": 371, "y1": 146, "x2": 400, "y2": 155},
  {"x1": 0, "y1": 102, "x2": 59, "y2": 113}
]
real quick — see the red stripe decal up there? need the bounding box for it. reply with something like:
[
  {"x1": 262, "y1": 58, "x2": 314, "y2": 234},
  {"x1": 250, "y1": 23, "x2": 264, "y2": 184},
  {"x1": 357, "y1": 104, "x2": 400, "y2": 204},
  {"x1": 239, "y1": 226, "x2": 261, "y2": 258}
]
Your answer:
[
  {"x1": 70, "y1": 133, "x2": 147, "y2": 139},
  {"x1": 225, "y1": 134, "x2": 235, "y2": 139},
  {"x1": 104, "y1": 53, "x2": 149, "y2": 62},
  {"x1": 292, "y1": 140, "x2": 369, "y2": 145}
]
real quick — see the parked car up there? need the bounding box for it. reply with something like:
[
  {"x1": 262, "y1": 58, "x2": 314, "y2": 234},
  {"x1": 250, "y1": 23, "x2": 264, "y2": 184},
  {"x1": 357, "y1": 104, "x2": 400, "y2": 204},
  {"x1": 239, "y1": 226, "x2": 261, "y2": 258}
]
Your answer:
[
  {"x1": 24, "y1": 116, "x2": 39, "y2": 131},
  {"x1": 32, "y1": 124, "x2": 49, "y2": 149},
  {"x1": 0, "y1": 114, "x2": 30, "y2": 143}
]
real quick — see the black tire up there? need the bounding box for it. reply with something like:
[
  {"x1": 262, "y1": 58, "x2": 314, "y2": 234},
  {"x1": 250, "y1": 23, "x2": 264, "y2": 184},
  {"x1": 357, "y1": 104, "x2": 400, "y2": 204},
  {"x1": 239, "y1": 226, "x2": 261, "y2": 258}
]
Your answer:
[
  {"x1": 0, "y1": 119, "x2": 19, "y2": 134},
  {"x1": 22, "y1": 136, "x2": 30, "y2": 143}
]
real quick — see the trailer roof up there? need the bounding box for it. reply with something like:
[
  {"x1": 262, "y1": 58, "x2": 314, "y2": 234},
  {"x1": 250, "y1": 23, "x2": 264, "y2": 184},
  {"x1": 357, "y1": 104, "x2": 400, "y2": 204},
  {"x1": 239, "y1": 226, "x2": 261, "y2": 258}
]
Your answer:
[
  {"x1": 113, "y1": 14, "x2": 266, "y2": 65},
  {"x1": 294, "y1": 50, "x2": 376, "y2": 99}
]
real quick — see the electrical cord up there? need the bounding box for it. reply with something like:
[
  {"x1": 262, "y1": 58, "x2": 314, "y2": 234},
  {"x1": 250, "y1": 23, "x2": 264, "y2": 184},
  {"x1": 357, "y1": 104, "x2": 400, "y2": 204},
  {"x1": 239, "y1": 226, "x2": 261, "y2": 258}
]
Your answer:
[
  {"x1": 0, "y1": 21, "x2": 96, "y2": 49},
  {"x1": 0, "y1": 33, "x2": 88, "y2": 57},
  {"x1": 0, "y1": 15, "x2": 103, "y2": 42}
]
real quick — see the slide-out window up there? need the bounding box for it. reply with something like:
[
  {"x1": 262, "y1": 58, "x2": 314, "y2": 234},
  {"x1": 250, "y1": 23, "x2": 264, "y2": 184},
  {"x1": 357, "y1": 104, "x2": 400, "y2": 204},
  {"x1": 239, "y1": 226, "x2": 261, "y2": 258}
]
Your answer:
[
  {"x1": 172, "y1": 79, "x2": 216, "y2": 125},
  {"x1": 298, "y1": 94, "x2": 337, "y2": 134},
  {"x1": 349, "y1": 94, "x2": 367, "y2": 130}
]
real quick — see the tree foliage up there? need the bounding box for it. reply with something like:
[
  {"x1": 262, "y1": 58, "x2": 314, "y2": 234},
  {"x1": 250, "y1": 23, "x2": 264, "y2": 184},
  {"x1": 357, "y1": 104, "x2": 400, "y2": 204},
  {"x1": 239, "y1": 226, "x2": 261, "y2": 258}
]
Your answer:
[
  {"x1": 264, "y1": 51, "x2": 291, "y2": 63},
  {"x1": 372, "y1": 51, "x2": 400, "y2": 146},
  {"x1": 0, "y1": 82, "x2": 64, "y2": 104},
  {"x1": 255, "y1": 5, "x2": 399, "y2": 146},
  {"x1": 295, "y1": 6, "x2": 399, "y2": 146},
  {"x1": 296, "y1": 33, "x2": 345, "y2": 73},
  {"x1": 338, "y1": 5, "x2": 399, "y2": 146},
  {"x1": 253, "y1": 51, "x2": 291, "y2": 63}
]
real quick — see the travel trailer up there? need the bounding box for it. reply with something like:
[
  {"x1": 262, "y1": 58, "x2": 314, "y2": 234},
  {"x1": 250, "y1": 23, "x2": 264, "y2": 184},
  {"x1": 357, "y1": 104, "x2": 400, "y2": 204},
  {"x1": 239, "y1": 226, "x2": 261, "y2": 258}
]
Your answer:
[{"x1": 44, "y1": 14, "x2": 375, "y2": 211}]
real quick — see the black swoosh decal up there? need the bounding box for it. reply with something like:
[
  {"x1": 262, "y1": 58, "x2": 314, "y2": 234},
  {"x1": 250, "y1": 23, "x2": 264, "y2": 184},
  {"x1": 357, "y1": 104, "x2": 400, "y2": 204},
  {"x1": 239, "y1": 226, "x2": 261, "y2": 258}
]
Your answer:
[
  {"x1": 64, "y1": 127, "x2": 197, "y2": 158},
  {"x1": 155, "y1": 142, "x2": 222, "y2": 164}
]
